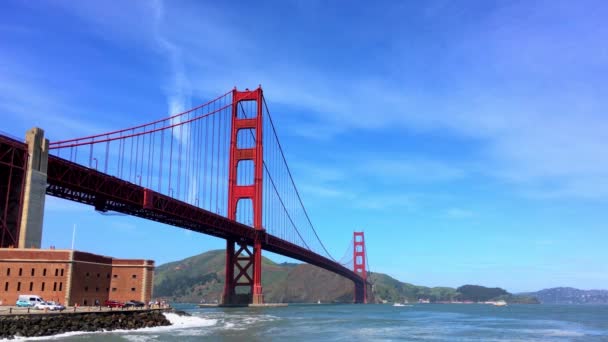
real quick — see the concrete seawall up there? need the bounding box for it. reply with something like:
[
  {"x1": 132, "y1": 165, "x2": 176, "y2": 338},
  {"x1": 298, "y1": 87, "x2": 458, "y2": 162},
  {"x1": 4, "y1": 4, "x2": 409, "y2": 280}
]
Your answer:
[{"x1": 0, "y1": 308, "x2": 171, "y2": 339}]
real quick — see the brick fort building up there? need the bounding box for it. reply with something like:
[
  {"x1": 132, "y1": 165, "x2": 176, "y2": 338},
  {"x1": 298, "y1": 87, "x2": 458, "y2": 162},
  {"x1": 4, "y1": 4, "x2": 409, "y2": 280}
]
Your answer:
[
  {"x1": 0, "y1": 129, "x2": 155, "y2": 306},
  {"x1": 0, "y1": 249, "x2": 154, "y2": 306}
]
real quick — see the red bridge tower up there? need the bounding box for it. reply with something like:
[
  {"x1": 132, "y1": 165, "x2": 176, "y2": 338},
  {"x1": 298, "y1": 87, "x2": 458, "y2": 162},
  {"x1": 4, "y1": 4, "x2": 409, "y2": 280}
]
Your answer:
[
  {"x1": 223, "y1": 87, "x2": 265, "y2": 305},
  {"x1": 353, "y1": 231, "x2": 368, "y2": 303}
]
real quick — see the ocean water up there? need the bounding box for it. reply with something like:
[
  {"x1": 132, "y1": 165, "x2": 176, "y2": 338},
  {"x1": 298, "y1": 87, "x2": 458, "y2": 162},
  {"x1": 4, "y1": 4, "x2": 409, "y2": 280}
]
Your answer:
[{"x1": 10, "y1": 303, "x2": 608, "y2": 341}]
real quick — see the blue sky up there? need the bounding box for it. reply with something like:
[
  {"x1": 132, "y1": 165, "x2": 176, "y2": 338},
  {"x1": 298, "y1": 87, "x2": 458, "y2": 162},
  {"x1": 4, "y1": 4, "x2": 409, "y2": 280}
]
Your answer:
[{"x1": 1, "y1": 0, "x2": 607, "y2": 292}]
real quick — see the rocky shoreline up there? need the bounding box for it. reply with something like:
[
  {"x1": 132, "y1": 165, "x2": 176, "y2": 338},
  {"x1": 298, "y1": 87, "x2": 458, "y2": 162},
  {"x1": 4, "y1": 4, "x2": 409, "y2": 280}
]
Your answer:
[{"x1": 0, "y1": 309, "x2": 172, "y2": 339}]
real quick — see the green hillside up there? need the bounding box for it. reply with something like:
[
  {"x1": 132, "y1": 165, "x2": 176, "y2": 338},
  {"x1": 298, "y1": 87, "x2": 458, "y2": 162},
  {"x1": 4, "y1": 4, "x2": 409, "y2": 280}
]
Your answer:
[
  {"x1": 370, "y1": 272, "x2": 459, "y2": 303},
  {"x1": 153, "y1": 250, "x2": 538, "y2": 304}
]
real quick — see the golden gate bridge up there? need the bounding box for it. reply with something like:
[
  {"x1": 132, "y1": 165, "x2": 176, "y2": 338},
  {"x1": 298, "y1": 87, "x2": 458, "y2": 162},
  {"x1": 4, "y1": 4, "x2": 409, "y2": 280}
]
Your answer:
[{"x1": 0, "y1": 87, "x2": 369, "y2": 304}]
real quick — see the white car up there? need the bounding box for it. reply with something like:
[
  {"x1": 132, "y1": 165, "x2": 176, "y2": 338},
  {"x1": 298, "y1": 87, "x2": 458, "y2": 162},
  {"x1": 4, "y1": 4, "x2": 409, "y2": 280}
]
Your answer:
[
  {"x1": 34, "y1": 301, "x2": 65, "y2": 311},
  {"x1": 46, "y1": 301, "x2": 66, "y2": 311}
]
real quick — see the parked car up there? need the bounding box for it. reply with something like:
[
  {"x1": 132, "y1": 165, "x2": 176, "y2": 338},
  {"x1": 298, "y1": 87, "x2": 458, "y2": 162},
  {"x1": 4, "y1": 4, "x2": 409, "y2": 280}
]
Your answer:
[
  {"x1": 16, "y1": 294, "x2": 44, "y2": 307},
  {"x1": 104, "y1": 300, "x2": 124, "y2": 308},
  {"x1": 16, "y1": 299, "x2": 33, "y2": 307},
  {"x1": 34, "y1": 302, "x2": 52, "y2": 310},
  {"x1": 34, "y1": 301, "x2": 65, "y2": 311},
  {"x1": 124, "y1": 300, "x2": 145, "y2": 308},
  {"x1": 47, "y1": 301, "x2": 66, "y2": 311},
  {"x1": 46, "y1": 300, "x2": 63, "y2": 306}
]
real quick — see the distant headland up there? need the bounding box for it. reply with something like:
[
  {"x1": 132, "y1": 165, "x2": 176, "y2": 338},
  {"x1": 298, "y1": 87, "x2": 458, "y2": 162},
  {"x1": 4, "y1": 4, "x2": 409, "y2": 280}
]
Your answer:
[{"x1": 153, "y1": 250, "x2": 605, "y2": 305}]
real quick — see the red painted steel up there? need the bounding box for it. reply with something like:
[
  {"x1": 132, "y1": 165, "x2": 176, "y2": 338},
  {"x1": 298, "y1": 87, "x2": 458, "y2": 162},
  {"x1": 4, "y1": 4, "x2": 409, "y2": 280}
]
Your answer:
[
  {"x1": 353, "y1": 231, "x2": 367, "y2": 303},
  {"x1": 42, "y1": 154, "x2": 363, "y2": 283},
  {"x1": 225, "y1": 87, "x2": 265, "y2": 304},
  {"x1": 48, "y1": 90, "x2": 233, "y2": 149},
  {"x1": 0, "y1": 136, "x2": 28, "y2": 247},
  {"x1": 0, "y1": 85, "x2": 370, "y2": 304}
]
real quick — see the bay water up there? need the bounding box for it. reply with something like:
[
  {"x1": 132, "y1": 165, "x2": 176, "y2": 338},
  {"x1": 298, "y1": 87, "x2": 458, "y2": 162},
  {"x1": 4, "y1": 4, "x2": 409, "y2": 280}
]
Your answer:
[{"x1": 13, "y1": 303, "x2": 608, "y2": 341}]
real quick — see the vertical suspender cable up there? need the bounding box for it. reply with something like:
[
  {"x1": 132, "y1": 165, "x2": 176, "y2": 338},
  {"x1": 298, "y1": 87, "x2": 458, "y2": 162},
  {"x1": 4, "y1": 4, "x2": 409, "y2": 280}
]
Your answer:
[
  {"x1": 168, "y1": 126, "x2": 174, "y2": 195},
  {"x1": 177, "y1": 124, "x2": 182, "y2": 200},
  {"x1": 159, "y1": 127, "x2": 165, "y2": 192},
  {"x1": 203, "y1": 108, "x2": 209, "y2": 209},
  {"x1": 210, "y1": 104, "x2": 216, "y2": 210}
]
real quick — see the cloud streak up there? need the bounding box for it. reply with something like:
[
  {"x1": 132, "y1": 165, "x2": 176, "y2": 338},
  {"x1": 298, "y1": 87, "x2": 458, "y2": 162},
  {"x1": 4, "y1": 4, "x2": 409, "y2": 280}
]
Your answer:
[
  {"x1": 169, "y1": 2, "x2": 607, "y2": 200},
  {"x1": 16, "y1": 1, "x2": 608, "y2": 201}
]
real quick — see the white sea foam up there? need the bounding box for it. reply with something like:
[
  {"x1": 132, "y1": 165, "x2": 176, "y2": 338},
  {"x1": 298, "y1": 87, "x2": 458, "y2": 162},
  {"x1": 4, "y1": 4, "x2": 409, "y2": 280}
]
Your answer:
[
  {"x1": 247, "y1": 314, "x2": 279, "y2": 324},
  {"x1": 123, "y1": 335, "x2": 160, "y2": 342},
  {"x1": 510, "y1": 326, "x2": 588, "y2": 338},
  {"x1": 542, "y1": 329, "x2": 585, "y2": 337},
  {"x1": 162, "y1": 312, "x2": 217, "y2": 329},
  {"x1": 2, "y1": 330, "x2": 98, "y2": 341}
]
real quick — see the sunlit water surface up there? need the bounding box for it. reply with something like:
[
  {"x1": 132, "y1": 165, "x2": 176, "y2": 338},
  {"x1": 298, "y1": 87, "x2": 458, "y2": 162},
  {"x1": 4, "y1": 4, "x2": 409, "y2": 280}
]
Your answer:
[{"x1": 9, "y1": 303, "x2": 608, "y2": 341}]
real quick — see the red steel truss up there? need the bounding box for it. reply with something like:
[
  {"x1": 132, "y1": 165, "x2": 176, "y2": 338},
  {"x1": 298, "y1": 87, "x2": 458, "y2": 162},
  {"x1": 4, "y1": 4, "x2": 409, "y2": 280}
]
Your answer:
[
  {"x1": 0, "y1": 136, "x2": 28, "y2": 247},
  {"x1": 0, "y1": 86, "x2": 370, "y2": 304},
  {"x1": 1, "y1": 136, "x2": 367, "y2": 302},
  {"x1": 44, "y1": 153, "x2": 362, "y2": 282}
]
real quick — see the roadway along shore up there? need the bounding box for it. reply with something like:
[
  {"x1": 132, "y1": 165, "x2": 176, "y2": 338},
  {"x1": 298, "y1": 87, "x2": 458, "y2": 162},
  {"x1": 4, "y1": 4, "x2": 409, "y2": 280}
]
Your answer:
[{"x1": 0, "y1": 305, "x2": 169, "y2": 316}]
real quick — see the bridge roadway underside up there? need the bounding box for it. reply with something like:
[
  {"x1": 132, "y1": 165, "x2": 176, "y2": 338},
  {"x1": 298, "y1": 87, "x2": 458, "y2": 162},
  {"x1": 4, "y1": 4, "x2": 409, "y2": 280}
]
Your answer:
[{"x1": 40, "y1": 151, "x2": 365, "y2": 292}]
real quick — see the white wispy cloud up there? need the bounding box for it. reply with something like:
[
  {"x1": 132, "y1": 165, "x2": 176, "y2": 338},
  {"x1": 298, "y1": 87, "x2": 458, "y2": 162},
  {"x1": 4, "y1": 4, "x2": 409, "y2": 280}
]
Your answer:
[
  {"x1": 0, "y1": 66, "x2": 111, "y2": 140},
  {"x1": 297, "y1": 181, "x2": 347, "y2": 197},
  {"x1": 25, "y1": 1, "x2": 608, "y2": 201},
  {"x1": 352, "y1": 193, "x2": 417, "y2": 212},
  {"x1": 292, "y1": 162, "x2": 347, "y2": 183},
  {"x1": 358, "y1": 157, "x2": 468, "y2": 184},
  {"x1": 151, "y1": 0, "x2": 192, "y2": 117}
]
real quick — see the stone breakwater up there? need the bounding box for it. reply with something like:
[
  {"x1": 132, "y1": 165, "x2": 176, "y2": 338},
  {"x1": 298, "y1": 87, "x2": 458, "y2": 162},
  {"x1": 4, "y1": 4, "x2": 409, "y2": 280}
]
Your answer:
[{"x1": 0, "y1": 309, "x2": 171, "y2": 339}]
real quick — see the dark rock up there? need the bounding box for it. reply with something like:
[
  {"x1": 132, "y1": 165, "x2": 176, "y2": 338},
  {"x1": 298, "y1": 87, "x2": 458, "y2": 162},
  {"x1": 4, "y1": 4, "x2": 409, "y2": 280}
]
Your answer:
[{"x1": 0, "y1": 310, "x2": 172, "y2": 339}]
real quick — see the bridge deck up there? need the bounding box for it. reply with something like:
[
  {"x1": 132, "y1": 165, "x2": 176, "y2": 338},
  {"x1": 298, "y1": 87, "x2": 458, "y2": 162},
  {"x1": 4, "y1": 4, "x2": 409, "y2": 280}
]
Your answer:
[{"x1": 33, "y1": 143, "x2": 363, "y2": 285}]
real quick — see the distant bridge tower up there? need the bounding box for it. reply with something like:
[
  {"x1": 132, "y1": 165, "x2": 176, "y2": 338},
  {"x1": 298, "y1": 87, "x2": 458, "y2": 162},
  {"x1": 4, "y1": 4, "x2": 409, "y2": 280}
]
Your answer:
[
  {"x1": 222, "y1": 87, "x2": 265, "y2": 305},
  {"x1": 353, "y1": 231, "x2": 367, "y2": 303}
]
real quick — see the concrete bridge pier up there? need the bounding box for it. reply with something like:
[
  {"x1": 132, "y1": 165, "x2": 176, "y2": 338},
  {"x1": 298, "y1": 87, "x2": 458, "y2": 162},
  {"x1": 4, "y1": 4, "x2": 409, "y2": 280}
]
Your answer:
[{"x1": 18, "y1": 127, "x2": 48, "y2": 248}]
